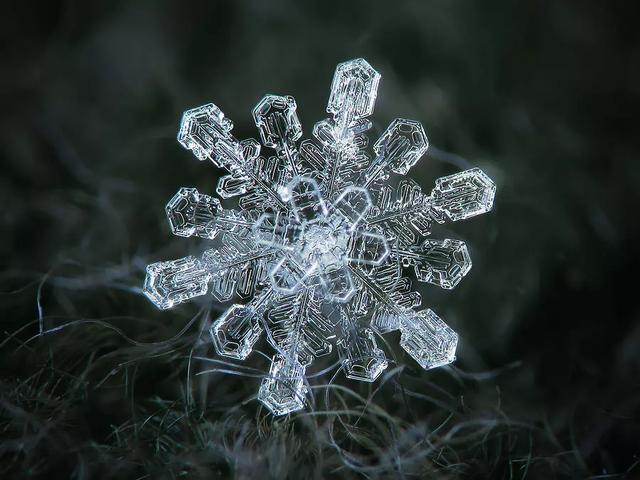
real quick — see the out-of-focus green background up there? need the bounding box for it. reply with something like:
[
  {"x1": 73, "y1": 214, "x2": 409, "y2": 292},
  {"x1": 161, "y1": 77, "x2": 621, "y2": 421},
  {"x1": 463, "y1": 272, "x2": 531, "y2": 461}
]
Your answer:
[{"x1": 2, "y1": 1, "x2": 640, "y2": 478}]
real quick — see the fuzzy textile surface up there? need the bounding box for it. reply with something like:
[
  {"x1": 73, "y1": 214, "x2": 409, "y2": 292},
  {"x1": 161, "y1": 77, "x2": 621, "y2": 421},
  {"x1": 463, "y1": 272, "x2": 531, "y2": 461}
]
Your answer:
[{"x1": 1, "y1": 1, "x2": 640, "y2": 479}]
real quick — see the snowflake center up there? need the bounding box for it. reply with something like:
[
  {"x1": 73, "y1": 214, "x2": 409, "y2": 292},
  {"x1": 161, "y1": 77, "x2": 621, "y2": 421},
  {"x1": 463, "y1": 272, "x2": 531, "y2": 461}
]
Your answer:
[
  {"x1": 302, "y1": 224, "x2": 335, "y2": 254},
  {"x1": 299, "y1": 221, "x2": 349, "y2": 267}
]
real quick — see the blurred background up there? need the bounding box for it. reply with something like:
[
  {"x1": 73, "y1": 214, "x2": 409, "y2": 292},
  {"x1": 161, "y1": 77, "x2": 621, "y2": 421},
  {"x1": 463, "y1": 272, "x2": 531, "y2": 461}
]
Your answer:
[{"x1": 2, "y1": 1, "x2": 640, "y2": 478}]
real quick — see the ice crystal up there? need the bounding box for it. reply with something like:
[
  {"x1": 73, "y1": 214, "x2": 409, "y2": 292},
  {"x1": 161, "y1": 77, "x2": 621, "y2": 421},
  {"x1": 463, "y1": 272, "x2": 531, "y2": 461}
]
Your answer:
[{"x1": 143, "y1": 59, "x2": 495, "y2": 415}]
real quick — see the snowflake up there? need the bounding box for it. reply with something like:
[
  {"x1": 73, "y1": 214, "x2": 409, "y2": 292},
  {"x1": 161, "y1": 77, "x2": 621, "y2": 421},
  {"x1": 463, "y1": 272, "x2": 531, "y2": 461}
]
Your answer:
[{"x1": 143, "y1": 59, "x2": 495, "y2": 415}]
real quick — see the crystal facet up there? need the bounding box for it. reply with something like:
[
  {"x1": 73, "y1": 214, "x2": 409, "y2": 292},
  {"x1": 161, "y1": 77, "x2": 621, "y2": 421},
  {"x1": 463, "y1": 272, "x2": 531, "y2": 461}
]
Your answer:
[
  {"x1": 143, "y1": 59, "x2": 495, "y2": 415},
  {"x1": 431, "y1": 167, "x2": 496, "y2": 221},
  {"x1": 143, "y1": 256, "x2": 211, "y2": 310},
  {"x1": 372, "y1": 118, "x2": 429, "y2": 176},
  {"x1": 210, "y1": 303, "x2": 263, "y2": 360},
  {"x1": 400, "y1": 309, "x2": 458, "y2": 370},
  {"x1": 328, "y1": 58, "x2": 381, "y2": 129},
  {"x1": 258, "y1": 355, "x2": 307, "y2": 415},
  {"x1": 177, "y1": 103, "x2": 234, "y2": 162},
  {"x1": 408, "y1": 239, "x2": 472, "y2": 289},
  {"x1": 338, "y1": 327, "x2": 388, "y2": 382},
  {"x1": 253, "y1": 95, "x2": 302, "y2": 153},
  {"x1": 166, "y1": 187, "x2": 222, "y2": 239}
]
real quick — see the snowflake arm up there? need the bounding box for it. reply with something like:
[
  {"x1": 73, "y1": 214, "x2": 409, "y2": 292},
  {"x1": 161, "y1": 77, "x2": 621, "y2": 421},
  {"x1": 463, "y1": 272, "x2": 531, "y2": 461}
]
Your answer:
[{"x1": 177, "y1": 103, "x2": 287, "y2": 208}]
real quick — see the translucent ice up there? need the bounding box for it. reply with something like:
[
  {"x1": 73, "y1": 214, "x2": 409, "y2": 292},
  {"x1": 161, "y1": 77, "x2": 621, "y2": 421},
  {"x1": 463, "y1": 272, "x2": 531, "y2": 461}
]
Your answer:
[
  {"x1": 431, "y1": 167, "x2": 496, "y2": 221},
  {"x1": 400, "y1": 309, "x2": 458, "y2": 370},
  {"x1": 258, "y1": 354, "x2": 307, "y2": 415},
  {"x1": 143, "y1": 59, "x2": 495, "y2": 415}
]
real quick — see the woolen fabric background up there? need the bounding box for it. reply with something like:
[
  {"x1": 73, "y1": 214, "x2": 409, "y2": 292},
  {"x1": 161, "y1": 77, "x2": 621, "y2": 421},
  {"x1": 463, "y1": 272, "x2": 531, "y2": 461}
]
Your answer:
[{"x1": 1, "y1": 1, "x2": 639, "y2": 478}]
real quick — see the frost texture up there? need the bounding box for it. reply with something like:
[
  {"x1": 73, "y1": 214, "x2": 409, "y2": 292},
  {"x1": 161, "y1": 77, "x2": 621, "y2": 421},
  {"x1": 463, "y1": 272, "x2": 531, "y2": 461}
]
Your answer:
[{"x1": 143, "y1": 59, "x2": 495, "y2": 415}]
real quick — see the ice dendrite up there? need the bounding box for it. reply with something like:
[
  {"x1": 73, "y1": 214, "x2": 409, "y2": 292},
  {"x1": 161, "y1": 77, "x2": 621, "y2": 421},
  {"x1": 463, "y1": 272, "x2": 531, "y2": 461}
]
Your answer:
[{"x1": 143, "y1": 59, "x2": 495, "y2": 415}]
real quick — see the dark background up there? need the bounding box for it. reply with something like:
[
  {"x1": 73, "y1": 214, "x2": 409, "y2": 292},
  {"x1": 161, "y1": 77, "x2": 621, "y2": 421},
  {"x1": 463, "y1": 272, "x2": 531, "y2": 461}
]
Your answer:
[{"x1": 2, "y1": 1, "x2": 640, "y2": 478}]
